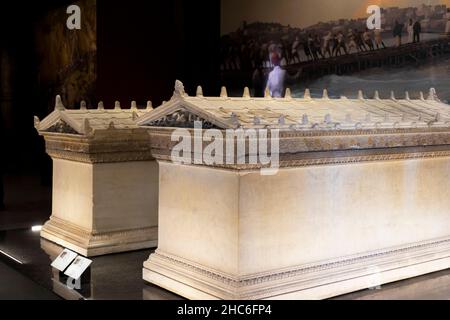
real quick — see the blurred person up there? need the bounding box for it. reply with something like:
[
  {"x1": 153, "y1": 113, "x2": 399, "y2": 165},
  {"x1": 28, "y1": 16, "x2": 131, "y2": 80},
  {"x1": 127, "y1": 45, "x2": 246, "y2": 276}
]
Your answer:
[
  {"x1": 268, "y1": 40, "x2": 284, "y2": 67},
  {"x1": 266, "y1": 53, "x2": 301, "y2": 98},
  {"x1": 268, "y1": 40, "x2": 277, "y2": 67},
  {"x1": 267, "y1": 53, "x2": 286, "y2": 97}
]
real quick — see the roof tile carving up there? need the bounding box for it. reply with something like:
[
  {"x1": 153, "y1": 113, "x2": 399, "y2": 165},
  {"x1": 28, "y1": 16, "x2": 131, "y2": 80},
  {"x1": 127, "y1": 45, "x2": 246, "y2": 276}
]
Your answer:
[
  {"x1": 35, "y1": 96, "x2": 149, "y2": 135},
  {"x1": 137, "y1": 81, "x2": 450, "y2": 131}
]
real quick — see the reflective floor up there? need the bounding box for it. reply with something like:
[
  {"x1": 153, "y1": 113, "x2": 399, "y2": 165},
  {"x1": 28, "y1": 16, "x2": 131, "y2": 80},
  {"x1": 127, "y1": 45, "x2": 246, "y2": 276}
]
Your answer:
[
  {"x1": 0, "y1": 174, "x2": 183, "y2": 300},
  {"x1": 0, "y1": 228, "x2": 183, "y2": 300},
  {"x1": 2, "y1": 227, "x2": 450, "y2": 300}
]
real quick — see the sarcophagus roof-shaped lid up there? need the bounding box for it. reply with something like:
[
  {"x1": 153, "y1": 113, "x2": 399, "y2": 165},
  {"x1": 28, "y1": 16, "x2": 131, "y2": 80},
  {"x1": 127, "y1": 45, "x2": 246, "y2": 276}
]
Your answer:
[
  {"x1": 137, "y1": 80, "x2": 450, "y2": 131},
  {"x1": 35, "y1": 97, "x2": 153, "y2": 135}
]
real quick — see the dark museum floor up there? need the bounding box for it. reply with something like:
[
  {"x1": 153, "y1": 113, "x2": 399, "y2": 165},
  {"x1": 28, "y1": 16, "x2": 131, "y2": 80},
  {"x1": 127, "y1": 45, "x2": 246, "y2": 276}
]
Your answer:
[{"x1": 2, "y1": 174, "x2": 450, "y2": 300}]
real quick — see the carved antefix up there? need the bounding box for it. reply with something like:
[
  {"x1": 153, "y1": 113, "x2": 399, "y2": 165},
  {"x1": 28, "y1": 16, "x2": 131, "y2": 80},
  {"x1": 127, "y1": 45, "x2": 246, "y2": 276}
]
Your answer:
[
  {"x1": 46, "y1": 120, "x2": 79, "y2": 134},
  {"x1": 147, "y1": 109, "x2": 220, "y2": 129}
]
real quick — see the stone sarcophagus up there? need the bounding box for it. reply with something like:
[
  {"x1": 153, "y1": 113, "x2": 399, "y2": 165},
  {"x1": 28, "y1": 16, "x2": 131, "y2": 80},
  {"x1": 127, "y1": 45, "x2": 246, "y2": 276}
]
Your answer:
[
  {"x1": 35, "y1": 97, "x2": 158, "y2": 257},
  {"x1": 141, "y1": 81, "x2": 450, "y2": 299}
]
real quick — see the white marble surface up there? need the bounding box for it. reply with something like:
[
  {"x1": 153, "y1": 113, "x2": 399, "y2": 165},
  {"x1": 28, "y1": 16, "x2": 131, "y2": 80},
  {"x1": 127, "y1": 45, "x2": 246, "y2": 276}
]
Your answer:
[
  {"x1": 144, "y1": 157, "x2": 450, "y2": 299},
  {"x1": 42, "y1": 159, "x2": 159, "y2": 257}
]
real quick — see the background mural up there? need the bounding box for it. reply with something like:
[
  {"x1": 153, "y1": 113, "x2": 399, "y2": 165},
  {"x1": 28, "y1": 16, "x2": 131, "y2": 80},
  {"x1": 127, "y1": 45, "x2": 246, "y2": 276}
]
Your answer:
[{"x1": 220, "y1": 0, "x2": 450, "y2": 102}]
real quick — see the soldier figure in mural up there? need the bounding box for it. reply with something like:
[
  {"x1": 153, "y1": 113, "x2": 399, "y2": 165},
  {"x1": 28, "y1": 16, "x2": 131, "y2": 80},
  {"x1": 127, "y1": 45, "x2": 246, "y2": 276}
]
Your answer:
[
  {"x1": 355, "y1": 29, "x2": 368, "y2": 52},
  {"x1": 322, "y1": 31, "x2": 333, "y2": 58},
  {"x1": 347, "y1": 29, "x2": 358, "y2": 53},
  {"x1": 413, "y1": 20, "x2": 422, "y2": 43},
  {"x1": 393, "y1": 20, "x2": 404, "y2": 46},
  {"x1": 374, "y1": 29, "x2": 386, "y2": 49},
  {"x1": 303, "y1": 37, "x2": 313, "y2": 61},
  {"x1": 334, "y1": 32, "x2": 348, "y2": 56},
  {"x1": 407, "y1": 19, "x2": 414, "y2": 43},
  {"x1": 314, "y1": 34, "x2": 324, "y2": 59},
  {"x1": 307, "y1": 34, "x2": 319, "y2": 60},
  {"x1": 363, "y1": 28, "x2": 374, "y2": 51},
  {"x1": 291, "y1": 36, "x2": 302, "y2": 63}
]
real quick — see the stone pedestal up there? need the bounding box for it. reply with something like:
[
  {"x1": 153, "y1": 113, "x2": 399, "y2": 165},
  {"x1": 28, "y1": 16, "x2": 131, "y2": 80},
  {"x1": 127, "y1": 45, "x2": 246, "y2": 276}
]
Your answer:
[{"x1": 36, "y1": 97, "x2": 157, "y2": 256}]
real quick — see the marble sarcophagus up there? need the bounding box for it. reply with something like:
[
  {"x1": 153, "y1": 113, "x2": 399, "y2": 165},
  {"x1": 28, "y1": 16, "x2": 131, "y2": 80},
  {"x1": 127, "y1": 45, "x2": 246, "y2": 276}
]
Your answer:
[
  {"x1": 141, "y1": 81, "x2": 450, "y2": 299},
  {"x1": 35, "y1": 97, "x2": 158, "y2": 257}
]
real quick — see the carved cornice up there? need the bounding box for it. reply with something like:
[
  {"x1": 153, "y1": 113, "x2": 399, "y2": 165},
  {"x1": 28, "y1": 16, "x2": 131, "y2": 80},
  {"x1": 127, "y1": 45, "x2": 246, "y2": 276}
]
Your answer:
[
  {"x1": 146, "y1": 126, "x2": 450, "y2": 170},
  {"x1": 151, "y1": 149, "x2": 450, "y2": 170},
  {"x1": 42, "y1": 129, "x2": 154, "y2": 163},
  {"x1": 46, "y1": 149, "x2": 155, "y2": 164}
]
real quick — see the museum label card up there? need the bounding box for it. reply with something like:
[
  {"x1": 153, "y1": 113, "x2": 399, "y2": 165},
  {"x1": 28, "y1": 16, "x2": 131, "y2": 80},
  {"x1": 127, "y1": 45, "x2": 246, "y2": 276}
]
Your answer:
[
  {"x1": 64, "y1": 256, "x2": 92, "y2": 280},
  {"x1": 51, "y1": 249, "x2": 78, "y2": 272}
]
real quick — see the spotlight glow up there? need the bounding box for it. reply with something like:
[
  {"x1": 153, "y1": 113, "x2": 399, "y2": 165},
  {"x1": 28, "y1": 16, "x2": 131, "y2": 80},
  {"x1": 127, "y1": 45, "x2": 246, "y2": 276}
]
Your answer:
[{"x1": 31, "y1": 225, "x2": 43, "y2": 232}]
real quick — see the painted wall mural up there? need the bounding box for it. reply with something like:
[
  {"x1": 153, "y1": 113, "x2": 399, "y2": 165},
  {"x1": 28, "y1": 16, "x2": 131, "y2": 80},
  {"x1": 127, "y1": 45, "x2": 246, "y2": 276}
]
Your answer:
[{"x1": 220, "y1": 0, "x2": 450, "y2": 102}]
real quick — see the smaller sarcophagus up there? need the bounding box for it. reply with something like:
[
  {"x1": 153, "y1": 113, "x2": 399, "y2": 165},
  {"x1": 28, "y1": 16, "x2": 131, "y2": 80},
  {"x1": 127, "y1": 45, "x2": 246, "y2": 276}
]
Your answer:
[{"x1": 35, "y1": 97, "x2": 158, "y2": 257}]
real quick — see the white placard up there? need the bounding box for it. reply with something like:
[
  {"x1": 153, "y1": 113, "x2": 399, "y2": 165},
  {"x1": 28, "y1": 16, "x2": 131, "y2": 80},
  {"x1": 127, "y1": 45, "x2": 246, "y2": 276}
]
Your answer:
[
  {"x1": 51, "y1": 249, "x2": 78, "y2": 272},
  {"x1": 64, "y1": 256, "x2": 92, "y2": 280}
]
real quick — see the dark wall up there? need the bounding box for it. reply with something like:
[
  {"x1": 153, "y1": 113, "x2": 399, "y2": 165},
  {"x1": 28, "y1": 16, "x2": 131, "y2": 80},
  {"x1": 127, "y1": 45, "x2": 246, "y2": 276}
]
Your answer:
[
  {"x1": 0, "y1": 3, "x2": 44, "y2": 173},
  {"x1": 1, "y1": 1, "x2": 82, "y2": 175},
  {"x1": 97, "y1": 0, "x2": 221, "y2": 106},
  {"x1": 0, "y1": 0, "x2": 221, "y2": 174}
]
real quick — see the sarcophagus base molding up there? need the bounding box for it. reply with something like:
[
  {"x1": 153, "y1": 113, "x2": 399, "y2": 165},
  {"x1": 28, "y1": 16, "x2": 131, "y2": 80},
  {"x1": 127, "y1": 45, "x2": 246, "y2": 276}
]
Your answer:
[
  {"x1": 144, "y1": 239, "x2": 450, "y2": 300},
  {"x1": 42, "y1": 217, "x2": 158, "y2": 257}
]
